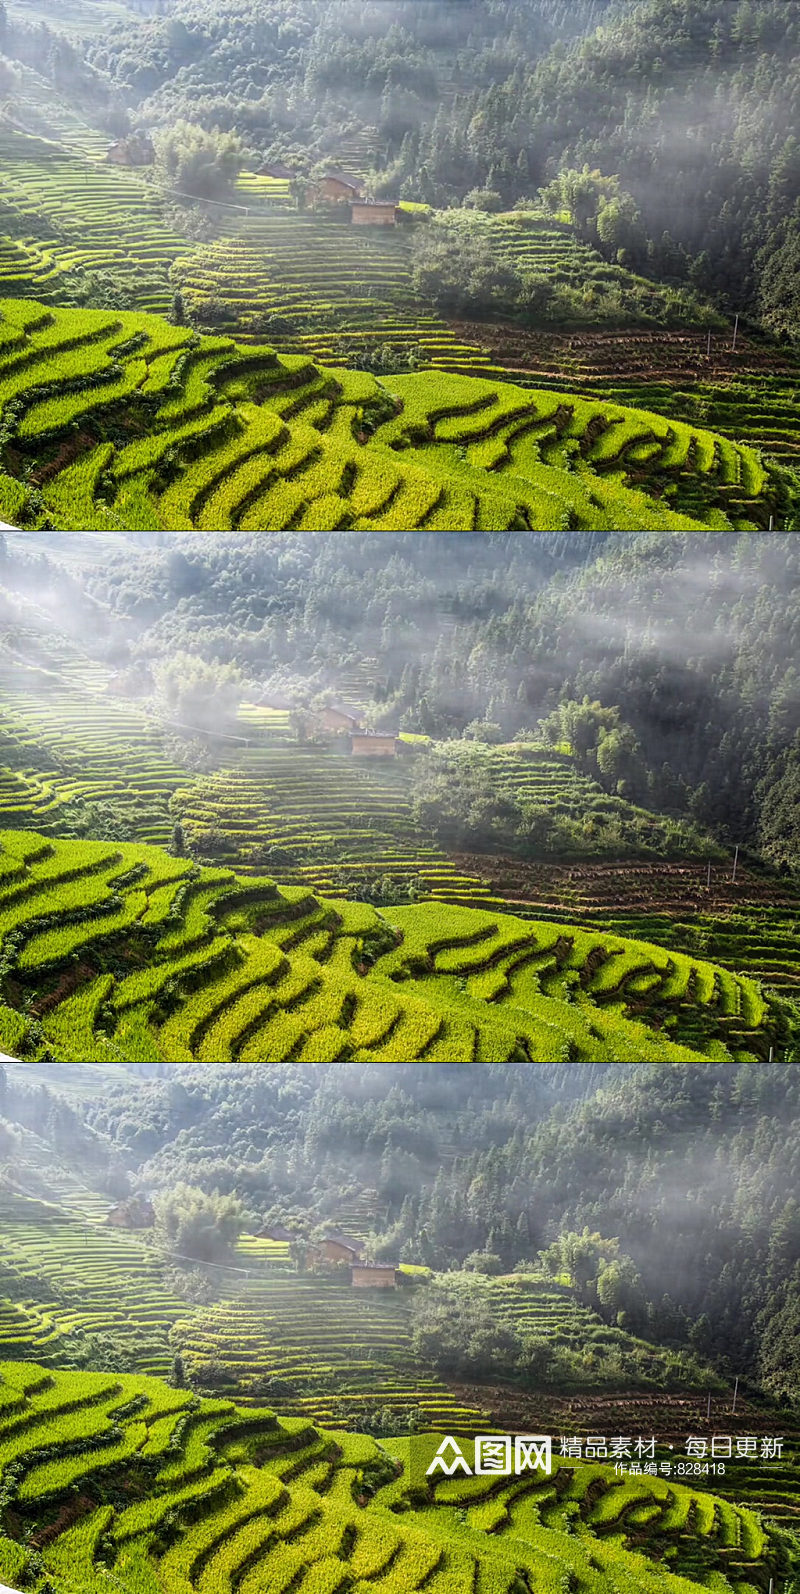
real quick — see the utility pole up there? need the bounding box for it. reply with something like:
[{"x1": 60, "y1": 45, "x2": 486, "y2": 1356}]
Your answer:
[
  {"x1": 707, "y1": 1392, "x2": 712, "y2": 1423},
  {"x1": 732, "y1": 844, "x2": 739, "y2": 883},
  {"x1": 707, "y1": 861, "x2": 712, "y2": 890},
  {"x1": 707, "y1": 329, "x2": 712, "y2": 360},
  {"x1": 732, "y1": 313, "x2": 739, "y2": 352},
  {"x1": 732, "y1": 1375, "x2": 739, "y2": 1415}
]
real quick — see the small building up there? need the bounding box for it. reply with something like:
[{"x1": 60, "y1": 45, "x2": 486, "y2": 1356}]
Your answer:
[
  {"x1": 351, "y1": 1264, "x2": 399, "y2": 1288},
  {"x1": 106, "y1": 1196, "x2": 155, "y2": 1230},
  {"x1": 351, "y1": 202, "x2": 398, "y2": 227},
  {"x1": 350, "y1": 733, "x2": 399, "y2": 758},
  {"x1": 311, "y1": 1232, "x2": 363, "y2": 1264},
  {"x1": 105, "y1": 669, "x2": 148, "y2": 698},
  {"x1": 256, "y1": 1222, "x2": 293, "y2": 1242},
  {"x1": 106, "y1": 135, "x2": 155, "y2": 168},
  {"x1": 321, "y1": 706, "x2": 362, "y2": 733},
  {"x1": 256, "y1": 690, "x2": 293, "y2": 710},
  {"x1": 317, "y1": 172, "x2": 363, "y2": 201},
  {"x1": 257, "y1": 161, "x2": 294, "y2": 180}
]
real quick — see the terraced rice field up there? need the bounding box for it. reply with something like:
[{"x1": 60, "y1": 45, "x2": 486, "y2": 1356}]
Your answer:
[
  {"x1": 0, "y1": 1193, "x2": 482, "y2": 1427},
  {"x1": 0, "y1": 623, "x2": 726, "y2": 912},
  {"x1": 170, "y1": 217, "x2": 502, "y2": 377},
  {"x1": 0, "y1": 626, "x2": 795, "y2": 1054},
  {"x1": 0, "y1": 827, "x2": 787, "y2": 1062},
  {"x1": 520, "y1": 1390, "x2": 800, "y2": 1538},
  {"x1": 0, "y1": 132, "x2": 190, "y2": 314},
  {"x1": 450, "y1": 854, "x2": 800, "y2": 1008},
  {"x1": 171, "y1": 1276, "x2": 485, "y2": 1431},
  {"x1": 168, "y1": 704, "x2": 502, "y2": 903},
  {"x1": 0, "y1": 122, "x2": 671, "y2": 382},
  {"x1": 6, "y1": 66, "x2": 114, "y2": 160},
  {"x1": 158, "y1": 1271, "x2": 715, "y2": 1426},
  {"x1": 168, "y1": 728, "x2": 712, "y2": 895},
  {"x1": 0, "y1": 296, "x2": 779, "y2": 529},
  {"x1": 452, "y1": 320, "x2": 800, "y2": 487},
  {"x1": 171, "y1": 207, "x2": 713, "y2": 372},
  {"x1": 0, "y1": 1197, "x2": 188, "y2": 1376},
  {"x1": 478, "y1": 745, "x2": 703, "y2": 855},
  {"x1": 0, "y1": 1138, "x2": 706, "y2": 1429},
  {"x1": 0, "y1": 1171, "x2": 689, "y2": 1432},
  {"x1": 0, "y1": 1359, "x2": 791, "y2": 1594},
  {"x1": 0, "y1": 634, "x2": 507, "y2": 903},
  {"x1": 0, "y1": 104, "x2": 795, "y2": 524},
  {"x1": 8, "y1": 1125, "x2": 113, "y2": 1222},
  {"x1": 0, "y1": 641, "x2": 193, "y2": 848}
]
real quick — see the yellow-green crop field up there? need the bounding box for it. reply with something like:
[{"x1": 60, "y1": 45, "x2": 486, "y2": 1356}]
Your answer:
[
  {"x1": 0, "y1": 297, "x2": 780, "y2": 530},
  {"x1": 0, "y1": 827, "x2": 789, "y2": 1062},
  {"x1": 0, "y1": 1359, "x2": 792, "y2": 1594}
]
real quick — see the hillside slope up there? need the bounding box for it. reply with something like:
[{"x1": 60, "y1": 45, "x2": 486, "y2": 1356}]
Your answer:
[
  {"x1": 0, "y1": 298, "x2": 783, "y2": 531},
  {"x1": 0, "y1": 828, "x2": 788, "y2": 1063},
  {"x1": 1, "y1": 1358, "x2": 793, "y2": 1594},
  {"x1": 0, "y1": 1173, "x2": 697, "y2": 1425}
]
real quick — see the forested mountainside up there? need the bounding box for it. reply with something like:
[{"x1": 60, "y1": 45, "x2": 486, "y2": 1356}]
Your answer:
[
  {"x1": 3, "y1": 1062, "x2": 799, "y2": 1397},
  {"x1": 41, "y1": 530, "x2": 799, "y2": 865},
  {"x1": 12, "y1": 0, "x2": 797, "y2": 334}
]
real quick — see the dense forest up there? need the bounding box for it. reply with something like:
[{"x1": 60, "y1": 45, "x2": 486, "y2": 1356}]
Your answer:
[
  {"x1": 3, "y1": 1062, "x2": 797, "y2": 1397},
  {"x1": 13, "y1": 531, "x2": 796, "y2": 866},
  {"x1": 4, "y1": 0, "x2": 796, "y2": 332}
]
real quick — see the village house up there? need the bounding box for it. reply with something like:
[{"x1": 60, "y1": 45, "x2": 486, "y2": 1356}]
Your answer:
[
  {"x1": 309, "y1": 1232, "x2": 363, "y2": 1264},
  {"x1": 257, "y1": 161, "x2": 293, "y2": 180},
  {"x1": 351, "y1": 1264, "x2": 399, "y2": 1289},
  {"x1": 106, "y1": 1195, "x2": 155, "y2": 1230},
  {"x1": 351, "y1": 202, "x2": 398, "y2": 227},
  {"x1": 105, "y1": 669, "x2": 149, "y2": 698},
  {"x1": 256, "y1": 690, "x2": 293, "y2": 710},
  {"x1": 255, "y1": 1222, "x2": 293, "y2": 1242},
  {"x1": 314, "y1": 172, "x2": 363, "y2": 202},
  {"x1": 106, "y1": 134, "x2": 156, "y2": 168},
  {"x1": 350, "y1": 733, "x2": 400, "y2": 757},
  {"x1": 321, "y1": 706, "x2": 362, "y2": 733}
]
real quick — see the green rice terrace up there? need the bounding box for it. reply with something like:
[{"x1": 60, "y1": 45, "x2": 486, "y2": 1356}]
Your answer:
[
  {"x1": 0, "y1": 1174, "x2": 691, "y2": 1425},
  {"x1": 0, "y1": 1181, "x2": 481, "y2": 1427},
  {"x1": 0, "y1": 619, "x2": 798, "y2": 1055},
  {"x1": 1, "y1": 1358, "x2": 797, "y2": 1594},
  {"x1": 0, "y1": 296, "x2": 784, "y2": 531},
  {"x1": 0, "y1": 92, "x2": 797, "y2": 532},
  {"x1": 0, "y1": 113, "x2": 730, "y2": 371},
  {"x1": 0, "y1": 627, "x2": 691, "y2": 899},
  {"x1": 0, "y1": 827, "x2": 791, "y2": 1063},
  {"x1": 452, "y1": 322, "x2": 800, "y2": 481},
  {"x1": 452, "y1": 850, "x2": 800, "y2": 1009}
]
